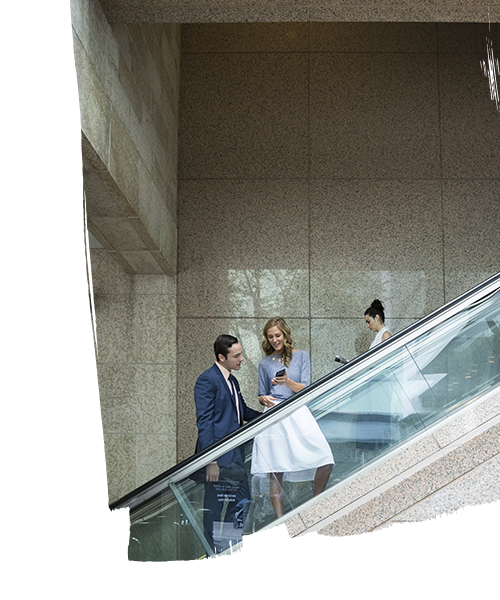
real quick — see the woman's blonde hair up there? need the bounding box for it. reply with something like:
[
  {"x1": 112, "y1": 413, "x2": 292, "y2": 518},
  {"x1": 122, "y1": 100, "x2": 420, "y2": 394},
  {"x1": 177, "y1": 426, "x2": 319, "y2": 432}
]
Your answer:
[{"x1": 262, "y1": 316, "x2": 294, "y2": 367}]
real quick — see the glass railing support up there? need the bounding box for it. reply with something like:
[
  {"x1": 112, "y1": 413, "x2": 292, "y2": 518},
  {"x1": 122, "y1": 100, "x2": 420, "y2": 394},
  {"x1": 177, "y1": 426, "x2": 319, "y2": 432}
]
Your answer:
[
  {"x1": 110, "y1": 273, "x2": 500, "y2": 561},
  {"x1": 169, "y1": 482, "x2": 215, "y2": 558}
]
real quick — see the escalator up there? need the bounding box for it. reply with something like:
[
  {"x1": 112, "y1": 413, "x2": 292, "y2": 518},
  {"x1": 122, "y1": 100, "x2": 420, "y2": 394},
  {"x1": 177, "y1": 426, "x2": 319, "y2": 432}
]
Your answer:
[{"x1": 109, "y1": 273, "x2": 500, "y2": 561}]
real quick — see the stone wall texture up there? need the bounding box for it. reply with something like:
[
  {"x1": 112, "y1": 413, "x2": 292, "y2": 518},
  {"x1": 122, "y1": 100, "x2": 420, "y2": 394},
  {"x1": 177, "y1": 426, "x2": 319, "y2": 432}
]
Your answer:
[
  {"x1": 176, "y1": 22, "x2": 500, "y2": 463},
  {"x1": 91, "y1": 247, "x2": 177, "y2": 503},
  {"x1": 284, "y1": 389, "x2": 500, "y2": 538},
  {"x1": 72, "y1": 6, "x2": 500, "y2": 509},
  {"x1": 73, "y1": 0, "x2": 180, "y2": 275}
]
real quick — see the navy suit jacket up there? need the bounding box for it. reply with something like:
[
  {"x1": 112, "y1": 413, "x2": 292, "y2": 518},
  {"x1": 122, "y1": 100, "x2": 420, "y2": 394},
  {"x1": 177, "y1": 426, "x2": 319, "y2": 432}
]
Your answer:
[{"x1": 194, "y1": 363, "x2": 261, "y2": 467}]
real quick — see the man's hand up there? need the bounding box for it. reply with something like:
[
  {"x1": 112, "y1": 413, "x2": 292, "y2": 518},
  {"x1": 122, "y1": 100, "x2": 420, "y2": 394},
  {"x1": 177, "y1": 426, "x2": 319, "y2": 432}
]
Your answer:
[
  {"x1": 259, "y1": 395, "x2": 277, "y2": 408},
  {"x1": 206, "y1": 462, "x2": 219, "y2": 482}
]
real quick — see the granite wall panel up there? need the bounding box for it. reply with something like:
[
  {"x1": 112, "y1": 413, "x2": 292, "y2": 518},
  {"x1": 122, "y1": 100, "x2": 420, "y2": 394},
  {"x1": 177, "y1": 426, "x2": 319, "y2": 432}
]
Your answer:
[
  {"x1": 177, "y1": 22, "x2": 500, "y2": 474},
  {"x1": 91, "y1": 248, "x2": 177, "y2": 504},
  {"x1": 98, "y1": 1, "x2": 500, "y2": 24},
  {"x1": 78, "y1": 14, "x2": 500, "y2": 516},
  {"x1": 283, "y1": 390, "x2": 500, "y2": 537},
  {"x1": 72, "y1": 0, "x2": 180, "y2": 275}
]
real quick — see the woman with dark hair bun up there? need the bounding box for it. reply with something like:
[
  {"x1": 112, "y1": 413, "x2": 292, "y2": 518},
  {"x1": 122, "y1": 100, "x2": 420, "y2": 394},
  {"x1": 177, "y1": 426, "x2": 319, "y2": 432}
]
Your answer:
[
  {"x1": 364, "y1": 299, "x2": 392, "y2": 348},
  {"x1": 358, "y1": 301, "x2": 394, "y2": 456}
]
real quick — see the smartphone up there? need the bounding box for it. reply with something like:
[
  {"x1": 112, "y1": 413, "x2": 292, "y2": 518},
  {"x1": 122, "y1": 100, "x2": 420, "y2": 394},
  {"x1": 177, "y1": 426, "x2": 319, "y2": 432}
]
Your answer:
[{"x1": 275, "y1": 368, "x2": 286, "y2": 377}]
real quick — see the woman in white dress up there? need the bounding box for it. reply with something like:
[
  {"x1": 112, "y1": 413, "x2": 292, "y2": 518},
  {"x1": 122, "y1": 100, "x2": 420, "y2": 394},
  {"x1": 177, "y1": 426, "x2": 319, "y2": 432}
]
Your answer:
[
  {"x1": 364, "y1": 299, "x2": 392, "y2": 348},
  {"x1": 251, "y1": 317, "x2": 334, "y2": 518},
  {"x1": 358, "y1": 300, "x2": 396, "y2": 451}
]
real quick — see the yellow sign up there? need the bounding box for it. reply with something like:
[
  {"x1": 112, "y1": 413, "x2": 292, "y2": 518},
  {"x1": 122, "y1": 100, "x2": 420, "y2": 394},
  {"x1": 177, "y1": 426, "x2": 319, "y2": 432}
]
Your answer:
[{"x1": 69, "y1": 542, "x2": 80, "y2": 560}]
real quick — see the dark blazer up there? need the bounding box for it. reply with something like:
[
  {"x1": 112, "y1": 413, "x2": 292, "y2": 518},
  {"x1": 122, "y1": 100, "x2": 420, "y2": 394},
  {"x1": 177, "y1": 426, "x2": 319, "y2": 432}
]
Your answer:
[{"x1": 194, "y1": 363, "x2": 261, "y2": 467}]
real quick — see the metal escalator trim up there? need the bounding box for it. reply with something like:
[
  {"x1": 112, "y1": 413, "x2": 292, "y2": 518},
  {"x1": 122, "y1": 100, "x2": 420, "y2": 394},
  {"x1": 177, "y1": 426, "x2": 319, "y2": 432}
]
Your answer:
[
  {"x1": 169, "y1": 482, "x2": 215, "y2": 558},
  {"x1": 109, "y1": 273, "x2": 500, "y2": 511},
  {"x1": 79, "y1": 496, "x2": 187, "y2": 539},
  {"x1": 206, "y1": 385, "x2": 500, "y2": 562},
  {"x1": 112, "y1": 274, "x2": 500, "y2": 511},
  {"x1": 164, "y1": 276, "x2": 500, "y2": 474}
]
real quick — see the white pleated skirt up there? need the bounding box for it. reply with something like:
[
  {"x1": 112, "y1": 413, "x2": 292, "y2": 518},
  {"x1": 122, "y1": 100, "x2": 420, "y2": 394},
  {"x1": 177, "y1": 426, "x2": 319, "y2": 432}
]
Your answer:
[{"x1": 251, "y1": 404, "x2": 334, "y2": 482}]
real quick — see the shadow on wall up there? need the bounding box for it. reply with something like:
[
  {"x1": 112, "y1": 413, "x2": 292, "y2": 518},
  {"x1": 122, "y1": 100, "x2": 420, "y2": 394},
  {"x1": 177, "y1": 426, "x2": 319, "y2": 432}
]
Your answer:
[{"x1": 355, "y1": 332, "x2": 373, "y2": 356}]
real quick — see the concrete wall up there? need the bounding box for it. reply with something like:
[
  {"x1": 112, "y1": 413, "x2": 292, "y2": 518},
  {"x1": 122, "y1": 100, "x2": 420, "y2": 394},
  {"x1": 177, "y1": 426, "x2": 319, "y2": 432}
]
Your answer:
[
  {"x1": 73, "y1": 0, "x2": 179, "y2": 274},
  {"x1": 91, "y1": 246, "x2": 177, "y2": 502},
  {"x1": 72, "y1": 9, "x2": 500, "y2": 506},
  {"x1": 72, "y1": 0, "x2": 181, "y2": 503},
  {"x1": 176, "y1": 22, "x2": 500, "y2": 461},
  {"x1": 98, "y1": 0, "x2": 500, "y2": 24}
]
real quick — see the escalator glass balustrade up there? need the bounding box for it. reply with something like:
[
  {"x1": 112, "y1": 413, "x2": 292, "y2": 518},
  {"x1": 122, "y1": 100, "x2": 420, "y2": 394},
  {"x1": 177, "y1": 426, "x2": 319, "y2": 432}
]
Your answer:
[{"x1": 111, "y1": 274, "x2": 500, "y2": 561}]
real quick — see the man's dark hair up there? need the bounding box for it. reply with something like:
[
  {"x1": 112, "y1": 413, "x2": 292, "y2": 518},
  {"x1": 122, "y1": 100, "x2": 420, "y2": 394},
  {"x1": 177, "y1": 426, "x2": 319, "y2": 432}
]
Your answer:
[{"x1": 214, "y1": 334, "x2": 239, "y2": 361}]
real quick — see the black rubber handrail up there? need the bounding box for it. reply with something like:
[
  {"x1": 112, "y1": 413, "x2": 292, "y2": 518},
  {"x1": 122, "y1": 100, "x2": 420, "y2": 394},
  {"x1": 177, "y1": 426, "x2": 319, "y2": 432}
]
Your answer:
[{"x1": 109, "y1": 271, "x2": 500, "y2": 511}]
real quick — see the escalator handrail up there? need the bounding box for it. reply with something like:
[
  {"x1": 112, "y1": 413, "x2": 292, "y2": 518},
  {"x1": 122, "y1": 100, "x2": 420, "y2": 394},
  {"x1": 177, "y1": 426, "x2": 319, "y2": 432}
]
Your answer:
[{"x1": 109, "y1": 271, "x2": 500, "y2": 511}]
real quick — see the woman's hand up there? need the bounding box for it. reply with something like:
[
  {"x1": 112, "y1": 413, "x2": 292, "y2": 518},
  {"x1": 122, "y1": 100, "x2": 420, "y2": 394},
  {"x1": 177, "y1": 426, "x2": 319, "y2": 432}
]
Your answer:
[
  {"x1": 259, "y1": 395, "x2": 277, "y2": 408},
  {"x1": 271, "y1": 371, "x2": 288, "y2": 386},
  {"x1": 272, "y1": 370, "x2": 305, "y2": 393}
]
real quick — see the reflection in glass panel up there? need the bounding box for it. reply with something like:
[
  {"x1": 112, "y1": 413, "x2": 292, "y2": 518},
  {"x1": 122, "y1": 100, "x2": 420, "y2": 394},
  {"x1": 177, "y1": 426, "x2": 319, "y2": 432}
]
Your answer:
[
  {"x1": 406, "y1": 292, "x2": 500, "y2": 413},
  {"x1": 128, "y1": 487, "x2": 208, "y2": 561},
  {"x1": 128, "y1": 285, "x2": 500, "y2": 560},
  {"x1": 310, "y1": 347, "x2": 431, "y2": 481},
  {"x1": 227, "y1": 269, "x2": 308, "y2": 316},
  {"x1": 93, "y1": 522, "x2": 163, "y2": 562},
  {"x1": 177, "y1": 440, "x2": 291, "y2": 554}
]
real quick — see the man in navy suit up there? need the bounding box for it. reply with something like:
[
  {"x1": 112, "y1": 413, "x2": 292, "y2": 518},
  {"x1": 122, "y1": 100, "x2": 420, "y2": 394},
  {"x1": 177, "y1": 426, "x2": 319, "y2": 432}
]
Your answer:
[{"x1": 194, "y1": 334, "x2": 261, "y2": 552}]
